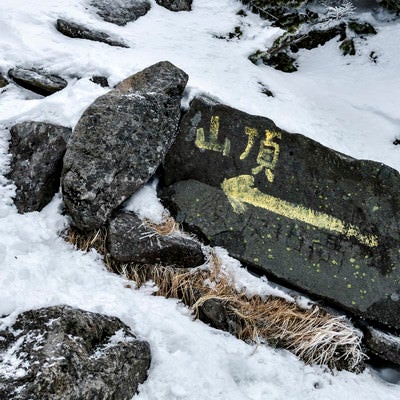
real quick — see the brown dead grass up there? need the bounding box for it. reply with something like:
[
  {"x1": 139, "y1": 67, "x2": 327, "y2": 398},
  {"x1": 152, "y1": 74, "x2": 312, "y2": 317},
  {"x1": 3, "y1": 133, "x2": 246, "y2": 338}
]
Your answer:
[{"x1": 66, "y1": 224, "x2": 365, "y2": 372}]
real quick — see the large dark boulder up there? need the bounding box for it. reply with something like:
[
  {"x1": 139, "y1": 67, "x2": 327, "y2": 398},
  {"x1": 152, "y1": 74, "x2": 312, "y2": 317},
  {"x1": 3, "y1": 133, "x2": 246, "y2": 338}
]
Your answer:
[
  {"x1": 93, "y1": 0, "x2": 151, "y2": 25},
  {"x1": 0, "y1": 306, "x2": 151, "y2": 400},
  {"x1": 56, "y1": 19, "x2": 129, "y2": 48},
  {"x1": 156, "y1": 0, "x2": 192, "y2": 12},
  {"x1": 8, "y1": 122, "x2": 71, "y2": 213},
  {"x1": 108, "y1": 212, "x2": 205, "y2": 266},
  {"x1": 8, "y1": 67, "x2": 67, "y2": 96},
  {"x1": 62, "y1": 61, "x2": 188, "y2": 231},
  {"x1": 161, "y1": 96, "x2": 400, "y2": 330}
]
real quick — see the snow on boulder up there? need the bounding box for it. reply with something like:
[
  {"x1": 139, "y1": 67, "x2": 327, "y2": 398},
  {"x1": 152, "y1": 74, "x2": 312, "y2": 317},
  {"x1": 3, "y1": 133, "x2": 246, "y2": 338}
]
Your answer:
[
  {"x1": 0, "y1": 306, "x2": 151, "y2": 400},
  {"x1": 8, "y1": 67, "x2": 67, "y2": 96},
  {"x1": 108, "y1": 211, "x2": 205, "y2": 267},
  {"x1": 62, "y1": 61, "x2": 188, "y2": 231},
  {"x1": 161, "y1": 96, "x2": 400, "y2": 330},
  {"x1": 155, "y1": 0, "x2": 192, "y2": 12},
  {"x1": 8, "y1": 122, "x2": 71, "y2": 213},
  {"x1": 93, "y1": 0, "x2": 151, "y2": 26}
]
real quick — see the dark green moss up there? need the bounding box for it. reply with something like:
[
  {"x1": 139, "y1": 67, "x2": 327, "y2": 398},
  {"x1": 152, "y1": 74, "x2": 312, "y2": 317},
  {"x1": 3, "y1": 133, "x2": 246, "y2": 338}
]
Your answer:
[
  {"x1": 348, "y1": 21, "x2": 377, "y2": 36},
  {"x1": 340, "y1": 39, "x2": 356, "y2": 56}
]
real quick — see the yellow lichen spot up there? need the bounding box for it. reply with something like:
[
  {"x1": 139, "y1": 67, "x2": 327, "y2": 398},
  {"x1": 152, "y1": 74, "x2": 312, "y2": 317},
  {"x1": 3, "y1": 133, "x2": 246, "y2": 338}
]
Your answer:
[
  {"x1": 355, "y1": 265, "x2": 360, "y2": 270},
  {"x1": 347, "y1": 284, "x2": 352, "y2": 289},
  {"x1": 268, "y1": 254, "x2": 274, "y2": 259},
  {"x1": 286, "y1": 247, "x2": 291, "y2": 252},
  {"x1": 349, "y1": 258, "x2": 356, "y2": 263},
  {"x1": 331, "y1": 260, "x2": 338, "y2": 265},
  {"x1": 254, "y1": 257, "x2": 259, "y2": 262},
  {"x1": 267, "y1": 234, "x2": 272, "y2": 239},
  {"x1": 352, "y1": 300, "x2": 357, "y2": 305}
]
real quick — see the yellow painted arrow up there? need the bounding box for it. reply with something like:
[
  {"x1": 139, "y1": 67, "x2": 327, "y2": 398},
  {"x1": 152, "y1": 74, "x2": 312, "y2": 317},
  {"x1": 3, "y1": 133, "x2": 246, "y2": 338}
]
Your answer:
[{"x1": 221, "y1": 175, "x2": 378, "y2": 248}]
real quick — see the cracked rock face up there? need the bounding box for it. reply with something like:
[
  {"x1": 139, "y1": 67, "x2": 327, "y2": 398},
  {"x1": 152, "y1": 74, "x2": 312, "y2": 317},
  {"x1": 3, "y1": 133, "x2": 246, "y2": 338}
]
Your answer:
[
  {"x1": 62, "y1": 61, "x2": 188, "y2": 231},
  {"x1": 0, "y1": 306, "x2": 151, "y2": 400}
]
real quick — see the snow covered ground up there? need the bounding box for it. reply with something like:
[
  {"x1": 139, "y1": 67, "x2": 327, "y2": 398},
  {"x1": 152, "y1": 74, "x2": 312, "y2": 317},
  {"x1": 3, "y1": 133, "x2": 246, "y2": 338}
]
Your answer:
[{"x1": 1, "y1": 0, "x2": 400, "y2": 398}]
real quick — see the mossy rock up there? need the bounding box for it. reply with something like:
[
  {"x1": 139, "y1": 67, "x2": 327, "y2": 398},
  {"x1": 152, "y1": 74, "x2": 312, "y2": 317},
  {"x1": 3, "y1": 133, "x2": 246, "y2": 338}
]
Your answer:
[
  {"x1": 249, "y1": 50, "x2": 297, "y2": 72},
  {"x1": 340, "y1": 39, "x2": 356, "y2": 56},
  {"x1": 348, "y1": 21, "x2": 377, "y2": 35}
]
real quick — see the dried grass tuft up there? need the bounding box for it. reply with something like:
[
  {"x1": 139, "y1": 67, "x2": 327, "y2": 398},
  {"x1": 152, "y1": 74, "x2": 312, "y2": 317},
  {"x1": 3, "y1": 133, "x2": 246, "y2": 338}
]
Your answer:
[
  {"x1": 143, "y1": 216, "x2": 180, "y2": 236},
  {"x1": 65, "y1": 226, "x2": 365, "y2": 372},
  {"x1": 66, "y1": 226, "x2": 113, "y2": 271}
]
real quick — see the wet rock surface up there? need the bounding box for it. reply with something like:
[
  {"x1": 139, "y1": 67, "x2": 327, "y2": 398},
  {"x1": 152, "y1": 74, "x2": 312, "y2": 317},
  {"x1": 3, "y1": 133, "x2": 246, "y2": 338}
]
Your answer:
[
  {"x1": 8, "y1": 122, "x2": 71, "y2": 213},
  {"x1": 62, "y1": 61, "x2": 188, "y2": 231},
  {"x1": 8, "y1": 67, "x2": 67, "y2": 96},
  {"x1": 161, "y1": 96, "x2": 400, "y2": 329},
  {"x1": 0, "y1": 305, "x2": 151, "y2": 400},
  {"x1": 93, "y1": 0, "x2": 151, "y2": 26},
  {"x1": 108, "y1": 212, "x2": 205, "y2": 267},
  {"x1": 56, "y1": 19, "x2": 129, "y2": 47},
  {"x1": 156, "y1": 0, "x2": 192, "y2": 12}
]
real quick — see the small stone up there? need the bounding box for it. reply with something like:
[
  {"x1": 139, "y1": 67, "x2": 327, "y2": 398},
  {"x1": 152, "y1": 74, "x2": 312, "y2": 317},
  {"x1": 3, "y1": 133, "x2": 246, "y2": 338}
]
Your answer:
[
  {"x1": 91, "y1": 75, "x2": 109, "y2": 87},
  {"x1": 0, "y1": 73, "x2": 8, "y2": 88},
  {"x1": 348, "y1": 21, "x2": 377, "y2": 35},
  {"x1": 8, "y1": 67, "x2": 67, "y2": 96},
  {"x1": 93, "y1": 0, "x2": 151, "y2": 26},
  {"x1": 56, "y1": 18, "x2": 129, "y2": 48},
  {"x1": 364, "y1": 326, "x2": 400, "y2": 366},
  {"x1": 108, "y1": 212, "x2": 205, "y2": 267},
  {"x1": 155, "y1": 0, "x2": 192, "y2": 12},
  {"x1": 340, "y1": 39, "x2": 356, "y2": 56}
]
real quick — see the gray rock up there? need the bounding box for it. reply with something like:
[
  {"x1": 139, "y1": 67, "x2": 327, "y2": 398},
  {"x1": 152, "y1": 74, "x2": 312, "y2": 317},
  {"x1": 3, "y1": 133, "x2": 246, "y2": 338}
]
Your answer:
[
  {"x1": 93, "y1": 0, "x2": 151, "y2": 25},
  {"x1": 108, "y1": 212, "x2": 205, "y2": 266},
  {"x1": 161, "y1": 96, "x2": 400, "y2": 330},
  {"x1": 56, "y1": 19, "x2": 129, "y2": 48},
  {"x1": 62, "y1": 61, "x2": 188, "y2": 231},
  {"x1": 8, "y1": 67, "x2": 67, "y2": 96},
  {"x1": 8, "y1": 122, "x2": 71, "y2": 213},
  {"x1": 91, "y1": 75, "x2": 109, "y2": 87},
  {"x1": 115, "y1": 60, "x2": 188, "y2": 96},
  {"x1": 364, "y1": 326, "x2": 400, "y2": 366},
  {"x1": 0, "y1": 73, "x2": 8, "y2": 88},
  {"x1": 0, "y1": 305, "x2": 151, "y2": 400},
  {"x1": 156, "y1": 0, "x2": 192, "y2": 12}
]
